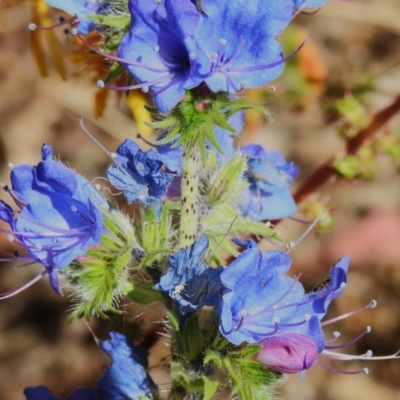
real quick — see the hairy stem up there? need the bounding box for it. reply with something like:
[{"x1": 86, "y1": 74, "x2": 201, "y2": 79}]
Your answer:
[{"x1": 179, "y1": 143, "x2": 200, "y2": 248}]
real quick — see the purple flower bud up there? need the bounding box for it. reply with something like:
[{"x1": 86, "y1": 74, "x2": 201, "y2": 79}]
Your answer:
[{"x1": 257, "y1": 333, "x2": 318, "y2": 374}]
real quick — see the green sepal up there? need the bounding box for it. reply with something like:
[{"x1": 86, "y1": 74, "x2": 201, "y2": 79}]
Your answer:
[
  {"x1": 204, "y1": 350, "x2": 224, "y2": 369},
  {"x1": 167, "y1": 311, "x2": 180, "y2": 332},
  {"x1": 202, "y1": 205, "x2": 284, "y2": 258},
  {"x1": 203, "y1": 377, "x2": 219, "y2": 400},
  {"x1": 208, "y1": 153, "x2": 247, "y2": 205},
  {"x1": 102, "y1": 62, "x2": 126, "y2": 84},
  {"x1": 223, "y1": 351, "x2": 278, "y2": 400},
  {"x1": 122, "y1": 280, "x2": 164, "y2": 305},
  {"x1": 135, "y1": 204, "x2": 173, "y2": 267}
]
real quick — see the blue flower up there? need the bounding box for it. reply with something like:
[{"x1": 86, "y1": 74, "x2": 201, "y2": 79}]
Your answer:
[
  {"x1": 193, "y1": 0, "x2": 293, "y2": 93},
  {"x1": 240, "y1": 144, "x2": 298, "y2": 221},
  {"x1": 45, "y1": 0, "x2": 110, "y2": 34},
  {"x1": 97, "y1": 332, "x2": 156, "y2": 399},
  {"x1": 219, "y1": 240, "x2": 354, "y2": 373},
  {"x1": 24, "y1": 331, "x2": 156, "y2": 400},
  {"x1": 219, "y1": 239, "x2": 349, "y2": 348},
  {"x1": 118, "y1": 0, "x2": 207, "y2": 113},
  {"x1": 0, "y1": 144, "x2": 103, "y2": 294},
  {"x1": 106, "y1": 139, "x2": 173, "y2": 206},
  {"x1": 119, "y1": 0, "x2": 294, "y2": 112},
  {"x1": 154, "y1": 236, "x2": 224, "y2": 314}
]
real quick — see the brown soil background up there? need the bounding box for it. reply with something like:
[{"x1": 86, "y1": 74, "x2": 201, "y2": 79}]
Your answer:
[{"x1": 1, "y1": 1, "x2": 400, "y2": 399}]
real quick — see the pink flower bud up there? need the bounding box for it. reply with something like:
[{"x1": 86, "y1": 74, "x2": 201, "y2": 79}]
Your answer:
[{"x1": 257, "y1": 334, "x2": 318, "y2": 374}]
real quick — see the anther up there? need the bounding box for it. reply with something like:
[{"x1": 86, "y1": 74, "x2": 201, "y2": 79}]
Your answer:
[
  {"x1": 269, "y1": 86, "x2": 276, "y2": 91},
  {"x1": 8, "y1": 162, "x2": 14, "y2": 169},
  {"x1": 189, "y1": 52, "x2": 197, "y2": 60},
  {"x1": 219, "y1": 38, "x2": 227, "y2": 46},
  {"x1": 71, "y1": 205, "x2": 78, "y2": 212},
  {"x1": 7, "y1": 234, "x2": 13, "y2": 242},
  {"x1": 365, "y1": 350, "x2": 373, "y2": 357},
  {"x1": 111, "y1": 152, "x2": 117, "y2": 159},
  {"x1": 70, "y1": 28, "x2": 78, "y2": 36},
  {"x1": 370, "y1": 300, "x2": 377, "y2": 308},
  {"x1": 97, "y1": 80, "x2": 105, "y2": 88},
  {"x1": 28, "y1": 23, "x2": 37, "y2": 31},
  {"x1": 363, "y1": 368, "x2": 369, "y2": 375},
  {"x1": 333, "y1": 331, "x2": 341, "y2": 338}
]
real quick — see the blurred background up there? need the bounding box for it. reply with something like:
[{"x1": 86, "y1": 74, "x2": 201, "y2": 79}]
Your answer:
[{"x1": 1, "y1": 0, "x2": 400, "y2": 399}]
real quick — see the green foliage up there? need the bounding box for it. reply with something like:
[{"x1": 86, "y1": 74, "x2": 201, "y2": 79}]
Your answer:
[
  {"x1": 63, "y1": 205, "x2": 138, "y2": 320},
  {"x1": 152, "y1": 89, "x2": 269, "y2": 164},
  {"x1": 135, "y1": 203, "x2": 173, "y2": 267}
]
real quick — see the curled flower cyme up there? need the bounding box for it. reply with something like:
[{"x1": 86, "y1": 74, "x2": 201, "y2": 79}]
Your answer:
[
  {"x1": 24, "y1": 331, "x2": 156, "y2": 399},
  {"x1": 155, "y1": 235, "x2": 224, "y2": 314},
  {"x1": 106, "y1": 139, "x2": 173, "y2": 206},
  {"x1": 0, "y1": 144, "x2": 103, "y2": 294}
]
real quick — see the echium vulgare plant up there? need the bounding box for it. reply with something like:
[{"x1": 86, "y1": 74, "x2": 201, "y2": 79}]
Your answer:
[{"x1": 3, "y1": 0, "x2": 400, "y2": 399}]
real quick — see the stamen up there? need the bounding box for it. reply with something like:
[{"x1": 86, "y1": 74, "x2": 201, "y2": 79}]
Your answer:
[
  {"x1": 322, "y1": 300, "x2": 377, "y2": 326},
  {"x1": 0, "y1": 270, "x2": 47, "y2": 300},
  {"x1": 97, "y1": 73, "x2": 173, "y2": 91},
  {"x1": 228, "y1": 40, "x2": 307, "y2": 73},
  {"x1": 71, "y1": 30, "x2": 169, "y2": 72},
  {"x1": 315, "y1": 360, "x2": 369, "y2": 375},
  {"x1": 322, "y1": 350, "x2": 400, "y2": 361},
  {"x1": 27, "y1": 15, "x2": 78, "y2": 31},
  {"x1": 325, "y1": 326, "x2": 371, "y2": 350},
  {"x1": 287, "y1": 210, "x2": 326, "y2": 253},
  {"x1": 79, "y1": 119, "x2": 113, "y2": 158}
]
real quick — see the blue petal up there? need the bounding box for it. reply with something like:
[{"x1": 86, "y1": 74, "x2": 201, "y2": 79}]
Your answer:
[
  {"x1": 24, "y1": 386, "x2": 61, "y2": 400},
  {"x1": 106, "y1": 139, "x2": 173, "y2": 205},
  {"x1": 195, "y1": 0, "x2": 293, "y2": 92},
  {"x1": 155, "y1": 236, "x2": 224, "y2": 314},
  {"x1": 119, "y1": 0, "x2": 205, "y2": 113},
  {"x1": 98, "y1": 332, "x2": 155, "y2": 399}
]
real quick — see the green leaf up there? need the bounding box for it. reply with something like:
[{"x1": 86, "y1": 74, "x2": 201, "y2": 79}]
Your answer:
[
  {"x1": 123, "y1": 281, "x2": 164, "y2": 305},
  {"x1": 203, "y1": 377, "x2": 219, "y2": 400}
]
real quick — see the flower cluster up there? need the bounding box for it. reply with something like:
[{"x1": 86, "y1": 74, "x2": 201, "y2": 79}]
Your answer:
[
  {"x1": 115, "y1": 0, "x2": 294, "y2": 112},
  {"x1": 8, "y1": 0, "x2": 399, "y2": 399}
]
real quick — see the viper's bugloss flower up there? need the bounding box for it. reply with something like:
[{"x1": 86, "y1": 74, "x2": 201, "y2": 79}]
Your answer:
[
  {"x1": 154, "y1": 235, "x2": 224, "y2": 314},
  {"x1": 0, "y1": 144, "x2": 103, "y2": 294},
  {"x1": 106, "y1": 139, "x2": 173, "y2": 206},
  {"x1": 118, "y1": 0, "x2": 206, "y2": 113},
  {"x1": 24, "y1": 331, "x2": 156, "y2": 400},
  {"x1": 193, "y1": 0, "x2": 293, "y2": 93},
  {"x1": 219, "y1": 239, "x2": 348, "y2": 348},
  {"x1": 240, "y1": 144, "x2": 298, "y2": 221},
  {"x1": 44, "y1": 0, "x2": 110, "y2": 34},
  {"x1": 118, "y1": 0, "x2": 293, "y2": 112}
]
